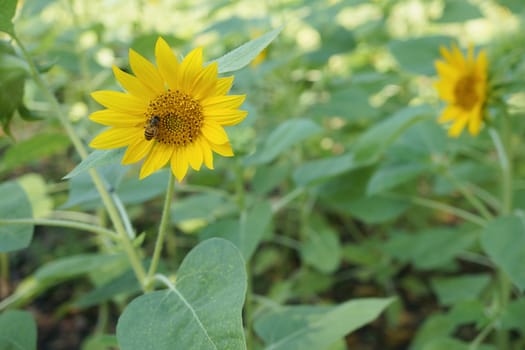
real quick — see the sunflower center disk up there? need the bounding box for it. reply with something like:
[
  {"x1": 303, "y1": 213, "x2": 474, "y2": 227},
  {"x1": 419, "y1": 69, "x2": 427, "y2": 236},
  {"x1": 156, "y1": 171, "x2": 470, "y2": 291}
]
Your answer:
[
  {"x1": 454, "y1": 74, "x2": 479, "y2": 110},
  {"x1": 145, "y1": 90, "x2": 204, "y2": 146}
]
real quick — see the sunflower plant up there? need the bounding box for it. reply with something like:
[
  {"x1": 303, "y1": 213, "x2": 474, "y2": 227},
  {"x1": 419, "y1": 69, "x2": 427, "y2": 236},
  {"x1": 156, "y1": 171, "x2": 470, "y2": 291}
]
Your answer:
[{"x1": 3, "y1": 0, "x2": 525, "y2": 349}]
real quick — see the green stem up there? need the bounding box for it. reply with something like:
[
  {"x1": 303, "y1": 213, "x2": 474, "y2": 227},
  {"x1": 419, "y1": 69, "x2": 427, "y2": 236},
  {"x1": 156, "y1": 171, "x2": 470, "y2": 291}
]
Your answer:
[
  {"x1": 146, "y1": 171, "x2": 176, "y2": 290},
  {"x1": 407, "y1": 195, "x2": 486, "y2": 226},
  {"x1": 490, "y1": 120, "x2": 513, "y2": 350},
  {"x1": 0, "y1": 218, "x2": 118, "y2": 240},
  {"x1": 444, "y1": 172, "x2": 494, "y2": 220},
  {"x1": 0, "y1": 253, "x2": 8, "y2": 297},
  {"x1": 489, "y1": 127, "x2": 512, "y2": 215},
  {"x1": 13, "y1": 33, "x2": 147, "y2": 289}
]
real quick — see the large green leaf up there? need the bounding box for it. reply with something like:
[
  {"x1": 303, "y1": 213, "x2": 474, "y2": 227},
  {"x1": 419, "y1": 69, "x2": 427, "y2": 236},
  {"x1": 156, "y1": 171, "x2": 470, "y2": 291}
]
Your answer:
[
  {"x1": 0, "y1": 310, "x2": 37, "y2": 350},
  {"x1": 431, "y1": 274, "x2": 491, "y2": 306},
  {"x1": 247, "y1": 119, "x2": 322, "y2": 165},
  {"x1": 367, "y1": 162, "x2": 428, "y2": 195},
  {"x1": 213, "y1": 26, "x2": 282, "y2": 73},
  {"x1": 0, "y1": 0, "x2": 17, "y2": 34},
  {"x1": 389, "y1": 36, "x2": 453, "y2": 75},
  {"x1": 293, "y1": 153, "x2": 355, "y2": 187},
  {"x1": 63, "y1": 149, "x2": 125, "y2": 179},
  {"x1": 436, "y1": 0, "x2": 483, "y2": 23},
  {"x1": 481, "y1": 215, "x2": 525, "y2": 291},
  {"x1": 117, "y1": 238, "x2": 247, "y2": 350},
  {"x1": 200, "y1": 201, "x2": 273, "y2": 261},
  {"x1": 300, "y1": 218, "x2": 341, "y2": 273},
  {"x1": 0, "y1": 181, "x2": 33, "y2": 252},
  {"x1": 2, "y1": 133, "x2": 70, "y2": 172},
  {"x1": 254, "y1": 298, "x2": 394, "y2": 350},
  {"x1": 352, "y1": 105, "x2": 430, "y2": 165}
]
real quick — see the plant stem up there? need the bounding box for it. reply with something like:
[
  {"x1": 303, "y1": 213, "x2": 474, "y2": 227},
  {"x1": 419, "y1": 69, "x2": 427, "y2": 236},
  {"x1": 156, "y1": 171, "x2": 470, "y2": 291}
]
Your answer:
[
  {"x1": 12, "y1": 33, "x2": 147, "y2": 289},
  {"x1": 0, "y1": 218, "x2": 118, "y2": 240},
  {"x1": 444, "y1": 172, "x2": 494, "y2": 220},
  {"x1": 407, "y1": 195, "x2": 486, "y2": 226},
  {"x1": 146, "y1": 171, "x2": 176, "y2": 290},
  {"x1": 0, "y1": 253, "x2": 8, "y2": 298},
  {"x1": 490, "y1": 120, "x2": 514, "y2": 350}
]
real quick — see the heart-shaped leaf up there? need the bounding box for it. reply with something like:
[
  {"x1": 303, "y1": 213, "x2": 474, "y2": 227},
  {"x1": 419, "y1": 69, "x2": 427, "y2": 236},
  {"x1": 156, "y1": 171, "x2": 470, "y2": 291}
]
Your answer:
[{"x1": 117, "y1": 238, "x2": 247, "y2": 350}]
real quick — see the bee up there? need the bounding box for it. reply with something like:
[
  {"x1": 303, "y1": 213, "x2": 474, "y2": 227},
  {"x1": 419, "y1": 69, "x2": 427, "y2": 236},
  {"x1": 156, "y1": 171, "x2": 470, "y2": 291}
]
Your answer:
[{"x1": 144, "y1": 116, "x2": 160, "y2": 141}]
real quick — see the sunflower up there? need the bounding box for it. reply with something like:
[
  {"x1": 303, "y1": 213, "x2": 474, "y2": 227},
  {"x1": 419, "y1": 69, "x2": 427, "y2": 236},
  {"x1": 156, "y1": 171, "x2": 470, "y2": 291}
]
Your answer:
[
  {"x1": 434, "y1": 44, "x2": 488, "y2": 137},
  {"x1": 89, "y1": 37, "x2": 247, "y2": 181}
]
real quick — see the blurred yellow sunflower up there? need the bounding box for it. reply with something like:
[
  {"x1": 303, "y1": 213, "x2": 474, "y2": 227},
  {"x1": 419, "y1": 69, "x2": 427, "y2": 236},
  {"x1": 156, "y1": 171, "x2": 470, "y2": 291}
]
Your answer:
[
  {"x1": 89, "y1": 37, "x2": 247, "y2": 181},
  {"x1": 434, "y1": 44, "x2": 488, "y2": 137}
]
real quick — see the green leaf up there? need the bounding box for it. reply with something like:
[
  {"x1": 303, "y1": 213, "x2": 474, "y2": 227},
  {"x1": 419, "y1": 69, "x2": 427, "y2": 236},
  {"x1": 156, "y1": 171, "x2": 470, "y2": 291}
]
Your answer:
[
  {"x1": 171, "y1": 192, "x2": 233, "y2": 224},
  {"x1": 254, "y1": 297, "x2": 394, "y2": 350},
  {"x1": 0, "y1": 40, "x2": 27, "y2": 135},
  {"x1": 74, "y1": 269, "x2": 140, "y2": 308},
  {"x1": 82, "y1": 334, "x2": 119, "y2": 350},
  {"x1": 367, "y1": 162, "x2": 428, "y2": 195},
  {"x1": 430, "y1": 274, "x2": 490, "y2": 306},
  {"x1": 437, "y1": 0, "x2": 483, "y2": 23},
  {"x1": 0, "y1": 0, "x2": 17, "y2": 34},
  {"x1": 300, "y1": 218, "x2": 341, "y2": 273},
  {"x1": 384, "y1": 227, "x2": 476, "y2": 270},
  {"x1": 63, "y1": 149, "x2": 125, "y2": 179},
  {"x1": 2, "y1": 133, "x2": 70, "y2": 172},
  {"x1": 117, "y1": 238, "x2": 247, "y2": 350},
  {"x1": 293, "y1": 153, "x2": 355, "y2": 187},
  {"x1": 200, "y1": 201, "x2": 273, "y2": 261},
  {"x1": 389, "y1": 36, "x2": 453, "y2": 75},
  {"x1": 0, "y1": 181, "x2": 33, "y2": 252},
  {"x1": 497, "y1": 0, "x2": 523, "y2": 12},
  {"x1": 501, "y1": 298, "x2": 525, "y2": 333},
  {"x1": 0, "y1": 310, "x2": 37, "y2": 350},
  {"x1": 213, "y1": 26, "x2": 282, "y2": 73},
  {"x1": 247, "y1": 119, "x2": 322, "y2": 165},
  {"x1": 35, "y1": 254, "x2": 125, "y2": 281},
  {"x1": 353, "y1": 105, "x2": 430, "y2": 165},
  {"x1": 481, "y1": 215, "x2": 525, "y2": 291}
]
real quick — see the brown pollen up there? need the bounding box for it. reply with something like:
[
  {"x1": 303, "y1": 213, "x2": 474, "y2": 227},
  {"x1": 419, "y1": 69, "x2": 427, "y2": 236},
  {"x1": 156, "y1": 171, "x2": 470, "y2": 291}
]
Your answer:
[
  {"x1": 144, "y1": 90, "x2": 204, "y2": 146},
  {"x1": 454, "y1": 74, "x2": 479, "y2": 110}
]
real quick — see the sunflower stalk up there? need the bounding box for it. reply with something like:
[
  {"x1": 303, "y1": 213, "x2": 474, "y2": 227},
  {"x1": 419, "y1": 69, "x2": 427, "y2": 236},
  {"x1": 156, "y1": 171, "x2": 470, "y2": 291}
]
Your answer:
[
  {"x1": 145, "y1": 171, "x2": 176, "y2": 291},
  {"x1": 490, "y1": 117, "x2": 514, "y2": 349},
  {"x1": 12, "y1": 32, "x2": 148, "y2": 290}
]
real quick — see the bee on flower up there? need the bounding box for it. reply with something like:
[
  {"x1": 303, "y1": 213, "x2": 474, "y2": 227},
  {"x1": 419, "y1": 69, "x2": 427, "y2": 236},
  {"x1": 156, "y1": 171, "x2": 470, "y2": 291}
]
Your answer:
[{"x1": 89, "y1": 37, "x2": 247, "y2": 181}]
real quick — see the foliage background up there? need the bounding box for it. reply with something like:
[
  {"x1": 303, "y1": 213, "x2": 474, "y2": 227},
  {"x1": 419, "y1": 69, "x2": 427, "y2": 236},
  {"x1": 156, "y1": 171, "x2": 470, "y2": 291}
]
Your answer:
[{"x1": 1, "y1": 0, "x2": 525, "y2": 349}]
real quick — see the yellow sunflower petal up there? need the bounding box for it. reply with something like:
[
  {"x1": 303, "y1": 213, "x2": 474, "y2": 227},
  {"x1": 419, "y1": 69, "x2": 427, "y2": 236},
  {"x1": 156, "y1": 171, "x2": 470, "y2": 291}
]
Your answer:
[
  {"x1": 211, "y1": 141, "x2": 234, "y2": 157},
  {"x1": 122, "y1": 137, "x2": 154, "y2": 164},
  {"x1": 435, "y1": 61, "x2": 458, "y2": 80},
  {"x1": 89, "y1": 109, "x2": 145, "y2": 127},
  {"x1": 213, "y1": 77, "x2": 234, "y2": 96},
  {"x1": 205, "y1": 109, "x2": 248, "y2": 126},
  {"x1": 191, "y1": 62, "x2": 219, "y2": 100},
  {"x1": 439, "y1": 46, "x2": 455, "y2": 65},
  {"x1": 198, "y1": 137, "x2": 214, "y2": 169},
  {"x1": 155, "y1": 37, "x2": 181, "y2": 91},
  {"x1": 438, "y1": 105, "x2": 457, "y2": 123},
  {"x1": 112, "y1": 65, "x2": 157, "y2": 99},
  {"x1": 202, "y1": 95, "x2": 246, "y2": 109},
  {"x1": 451, "y1": 45, "x2": 466, "y2": 70},
  {"x1": 434, "y1": 81, "x2": 454, "y2": 102},
  {"x1": 171, "y1": 147, "x2": 189, "y2": 182},
  {"x1": 90, "y1": 127, "x2": 142, "y2": 149},
  {"x1": 448, "y1": 116, "x2": 469, "y2": 137},
  {"x1": 91, "y1": 91, "x2": 148, "y2": 114},
  {"x1": 129, "y1": 49, "x2": 165, "y2": 94},
  {"x1": 187, "y1": 141, "x2": 203, "y2": 170},
  {"x1": 201, "y1": 120, "x2": 229, "y2": 144},
  {"x1": 467, "y1": 108, "x2": 483, "y2": 136},
  {"x1": 180, "y1": 47, "x2": 203, "y2": 93},
  {"x1": 139, "y1": 142, "x2": 174, "y2": 179},
  {"x1": 476, "y1": 50, "x2": 488, "y2": 78}
]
